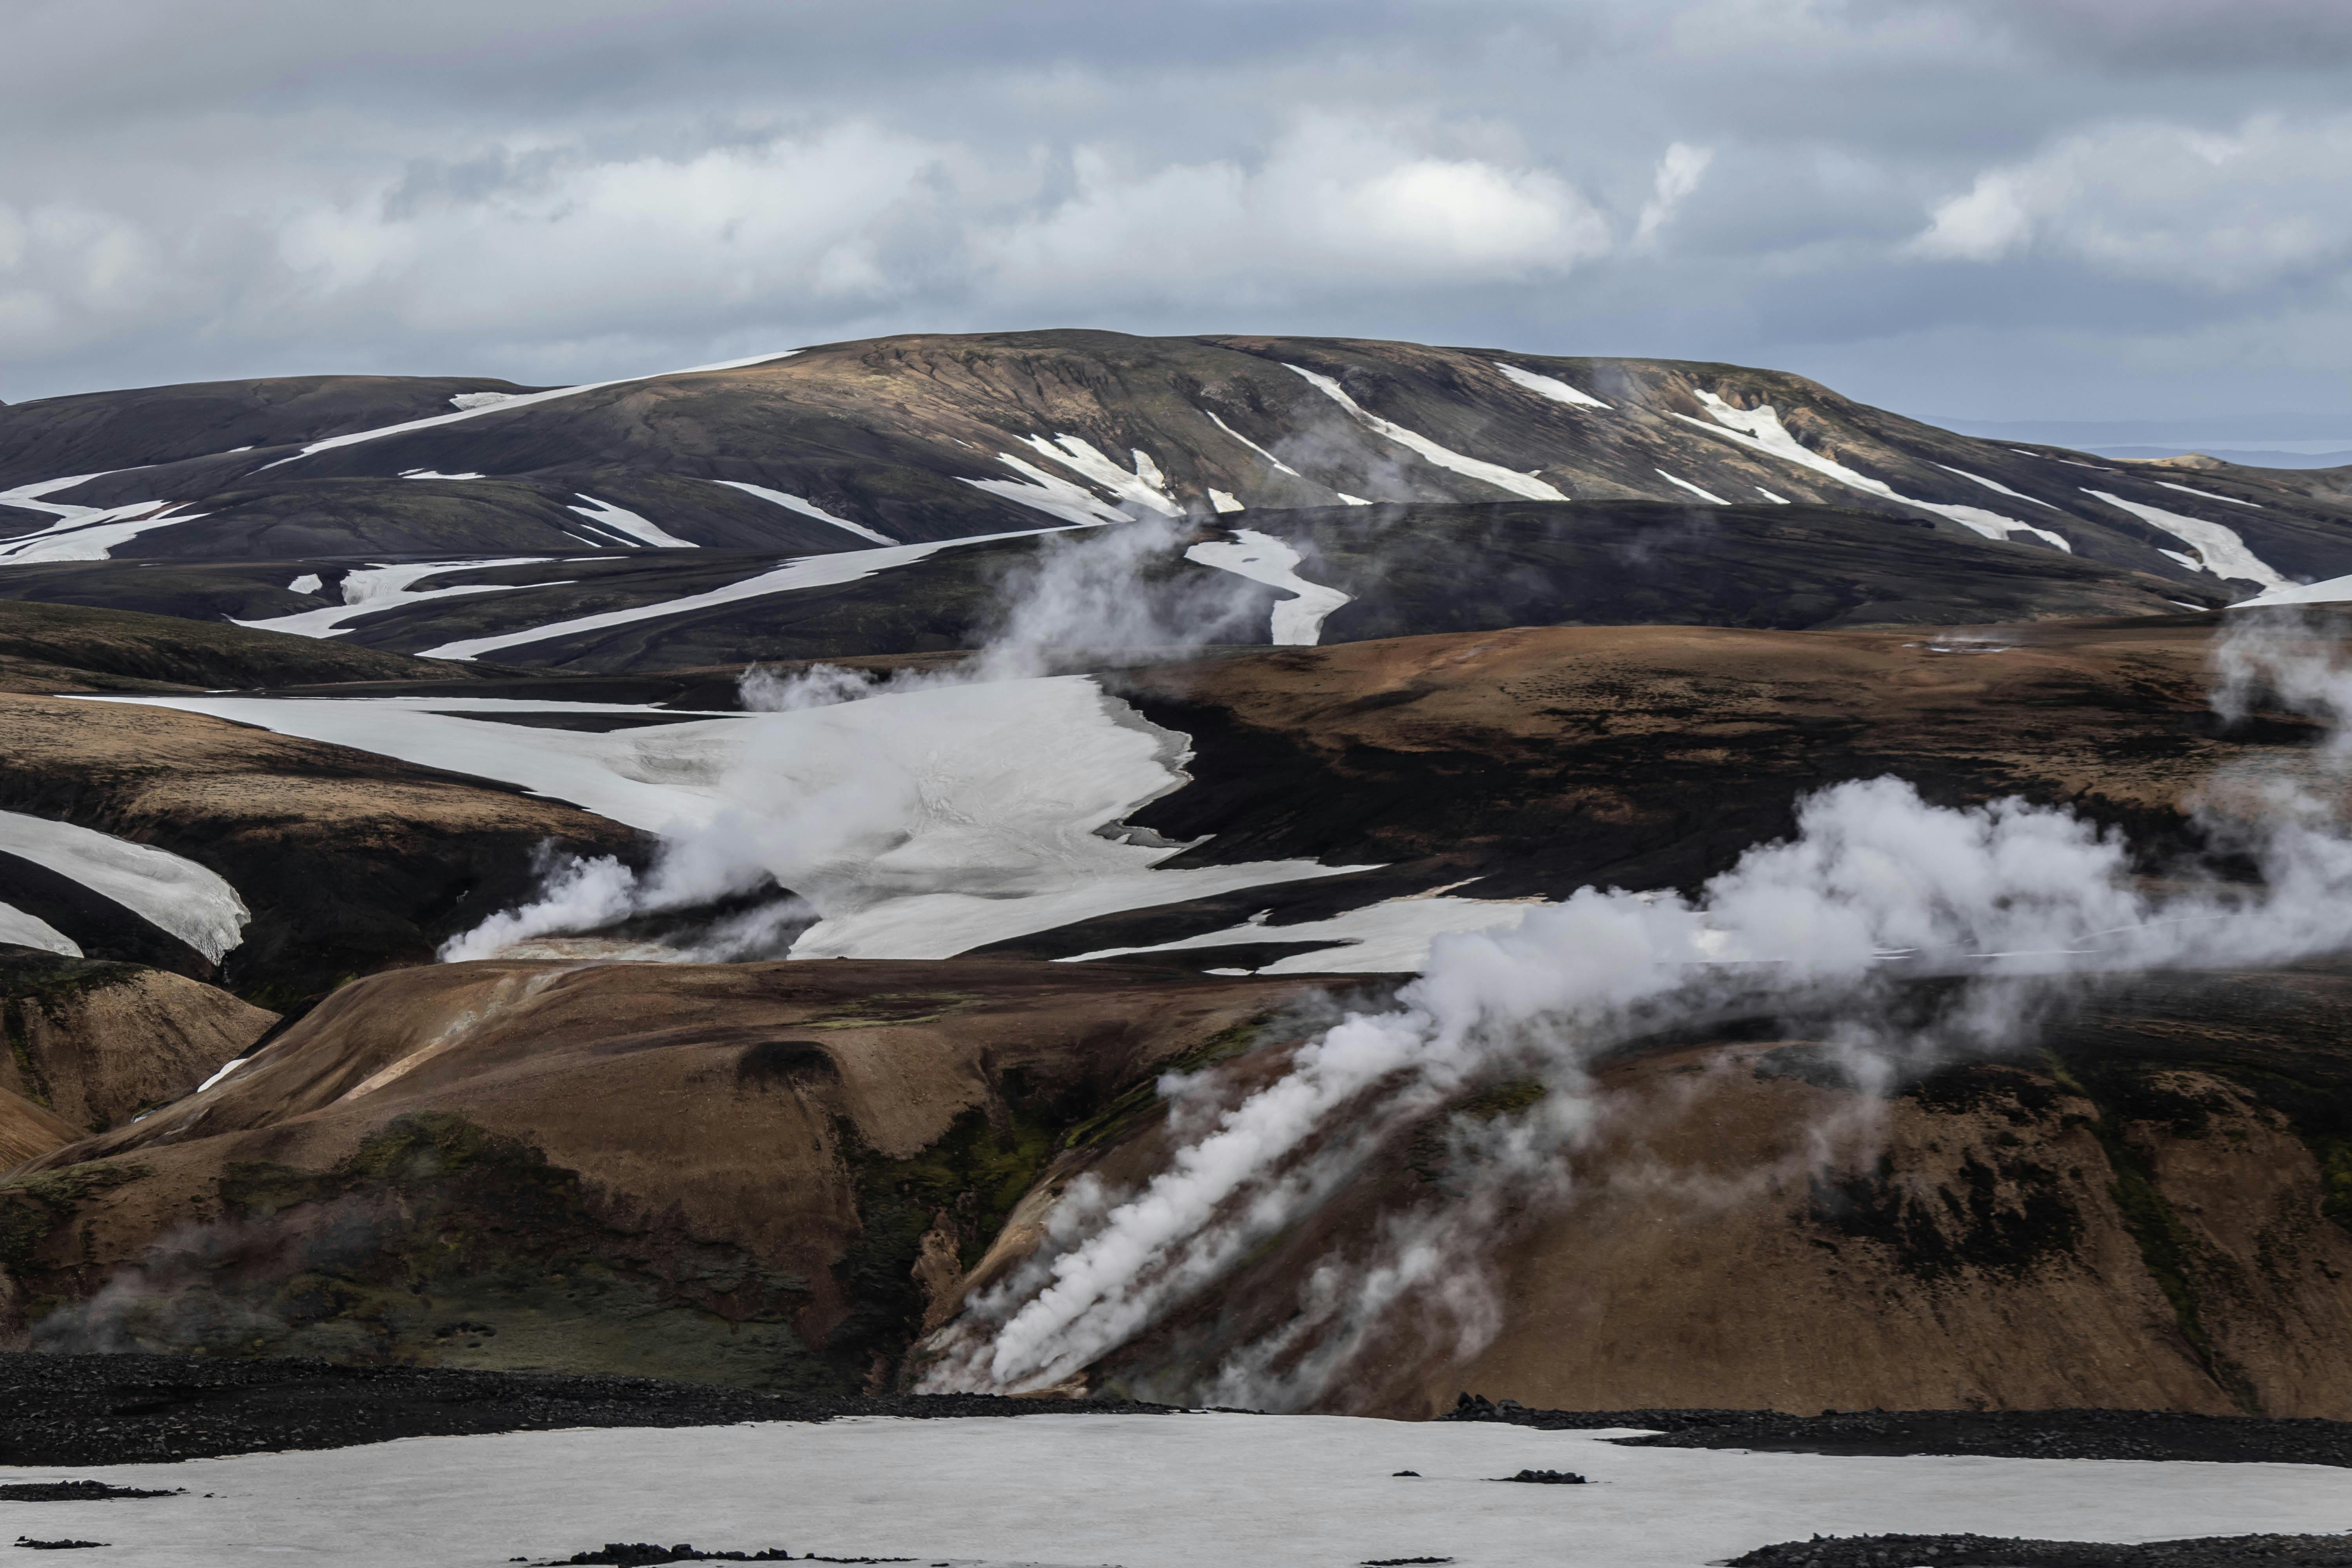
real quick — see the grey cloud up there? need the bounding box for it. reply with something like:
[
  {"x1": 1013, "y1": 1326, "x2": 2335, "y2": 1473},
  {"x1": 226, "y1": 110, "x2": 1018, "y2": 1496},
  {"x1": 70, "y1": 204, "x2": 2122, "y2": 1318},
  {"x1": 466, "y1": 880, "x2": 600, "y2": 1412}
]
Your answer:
[{"x1": 0, "y1": 0, "x2": 2344, "y2": 426}]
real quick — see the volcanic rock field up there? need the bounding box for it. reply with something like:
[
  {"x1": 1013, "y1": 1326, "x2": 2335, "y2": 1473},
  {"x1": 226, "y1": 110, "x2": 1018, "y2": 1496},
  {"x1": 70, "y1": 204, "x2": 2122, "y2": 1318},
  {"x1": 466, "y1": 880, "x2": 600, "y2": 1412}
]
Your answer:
[{"x1": 5, "y1": 330, "x2": 2352, "y2": 1563}]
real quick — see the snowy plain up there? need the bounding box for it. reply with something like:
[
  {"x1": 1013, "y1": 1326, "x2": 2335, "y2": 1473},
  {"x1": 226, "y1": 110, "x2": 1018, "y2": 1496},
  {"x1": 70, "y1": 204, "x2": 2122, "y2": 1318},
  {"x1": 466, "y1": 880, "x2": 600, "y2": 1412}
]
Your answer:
[
  {"x1": 78, "y1": 679, "x2": 1359, "y2": 961},
  {"x1": 4, "y1": 1413, "x2": 2343, "y2": 1568}
]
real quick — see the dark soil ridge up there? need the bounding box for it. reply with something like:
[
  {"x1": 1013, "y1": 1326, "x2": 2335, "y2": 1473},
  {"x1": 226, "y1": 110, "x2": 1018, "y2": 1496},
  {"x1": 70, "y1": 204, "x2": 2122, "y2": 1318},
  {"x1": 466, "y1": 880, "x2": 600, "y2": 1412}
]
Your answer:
[
  {"x1": 0, "y1": 1353, "x2": 1171, "y2": 1466},
  {"x1": 1443, "y1": 1395, "x2": 2352, "y2": 1465},
  {"x1": 1730, "y1": 1531, "x2": 2352, "y2": 1566}
]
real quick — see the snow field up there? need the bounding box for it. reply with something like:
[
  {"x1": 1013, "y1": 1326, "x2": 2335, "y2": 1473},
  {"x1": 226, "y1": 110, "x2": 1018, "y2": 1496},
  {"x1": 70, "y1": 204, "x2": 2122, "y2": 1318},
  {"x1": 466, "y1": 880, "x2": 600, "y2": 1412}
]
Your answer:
[
  {"x1": 79, "y1": 679, "x2": 1359, "y2": 961},
  {"x1": 5, "y1": 1413, "x2": 2343, "y2": 1568},
  {"x1": 0, "y1": 809, "x2": 249, "y2": 961},
  {"x1": 1201, "y1": 407, "x2": 1303, "y2": 477},
  {"x1": 1182, "y1": 529, "x2": 1352, "y2": 644}
]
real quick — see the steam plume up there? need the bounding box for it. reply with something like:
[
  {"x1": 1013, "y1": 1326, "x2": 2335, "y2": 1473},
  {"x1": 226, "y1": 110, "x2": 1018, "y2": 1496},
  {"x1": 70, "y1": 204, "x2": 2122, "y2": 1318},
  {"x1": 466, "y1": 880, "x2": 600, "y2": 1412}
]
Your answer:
[{"x1": 916, "y1": 613, "x2": 2352, "y2": 1406}]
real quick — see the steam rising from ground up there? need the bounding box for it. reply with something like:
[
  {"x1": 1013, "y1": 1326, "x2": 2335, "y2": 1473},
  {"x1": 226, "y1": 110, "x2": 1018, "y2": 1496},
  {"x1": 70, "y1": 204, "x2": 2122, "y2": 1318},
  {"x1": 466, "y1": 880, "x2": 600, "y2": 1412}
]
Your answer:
[
  {"x1": 915, "y1": 613, "x2": 2352, "y2": 1408},
  {"x1": 439, "y1": 510, "x2": 1266, "y2": 963}
]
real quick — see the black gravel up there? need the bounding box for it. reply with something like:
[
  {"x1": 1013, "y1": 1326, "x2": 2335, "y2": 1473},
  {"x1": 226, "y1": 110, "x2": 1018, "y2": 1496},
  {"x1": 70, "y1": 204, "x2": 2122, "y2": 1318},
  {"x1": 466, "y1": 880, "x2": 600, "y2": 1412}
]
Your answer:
[
  {"x1": 0, "y1": 1353, "x2": 1171, "y2": 1466},
  {"x1": 1443, "y1": 1394, "x2": 2352, "y2": 1465},
  {"x1": 1730, "y1": 1531, "x2": 2352, "y2": 1566}
]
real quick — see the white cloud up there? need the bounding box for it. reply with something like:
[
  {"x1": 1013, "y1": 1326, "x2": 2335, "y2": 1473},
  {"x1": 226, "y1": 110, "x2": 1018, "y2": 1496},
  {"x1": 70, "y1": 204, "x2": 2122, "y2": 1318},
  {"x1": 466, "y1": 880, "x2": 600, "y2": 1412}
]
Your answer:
[
  {"x1": 1634, "y1": 141, "x2": 1713, "y2": 245},
  {"x1": 1910, "y1": 114, "x2": 2352, "y2": 289},
  {"x1": 971, "y1": 116, "x2": 1613, "y2": 305}
]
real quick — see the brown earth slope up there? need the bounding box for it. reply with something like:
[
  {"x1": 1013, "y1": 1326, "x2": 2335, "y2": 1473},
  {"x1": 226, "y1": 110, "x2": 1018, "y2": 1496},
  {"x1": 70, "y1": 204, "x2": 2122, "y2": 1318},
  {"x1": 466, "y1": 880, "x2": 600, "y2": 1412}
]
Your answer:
[{"x1": 0, "y1": 958, "x2": 1326, "y2": 1392}]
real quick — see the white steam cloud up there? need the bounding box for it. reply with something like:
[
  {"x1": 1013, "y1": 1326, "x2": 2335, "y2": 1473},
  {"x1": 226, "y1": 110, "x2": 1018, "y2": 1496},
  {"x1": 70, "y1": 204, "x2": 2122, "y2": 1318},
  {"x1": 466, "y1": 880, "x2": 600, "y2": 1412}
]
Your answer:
[
  {"x1": 437, "y1": 509, "x2": 1269, "y2": 963},
  {"x1": 915, "y1": 612, "x2": 2352, "y2": 1407}
]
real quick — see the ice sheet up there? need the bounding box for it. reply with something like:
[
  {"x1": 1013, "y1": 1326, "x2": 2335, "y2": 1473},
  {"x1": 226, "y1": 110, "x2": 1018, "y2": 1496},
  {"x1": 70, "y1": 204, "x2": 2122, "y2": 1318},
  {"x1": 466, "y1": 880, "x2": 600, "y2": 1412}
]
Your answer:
[
  {"x1": 713, "y1": 481, "x2": 895, "y2": 544},
  {"x1": 417, "y1": 527, "x2": 1071, "y2": 661},
  {"x1": 0, "y1": 809, "x2": 249, "y2": 961},
  {"x1": 1490, "y1": 359, "x2": 1612, "y2": 408},
  {"x1": 233, "y1": 558, "x2": 551, "y2": 639},
  {"x1": 9, "y1": 1413, "x2": 2343, "y2": 1568},
  {"x1": 1656, "y1": 469, "x2": 1729, "y2": 504},
  {"x1": 568, "y1": 494, "x2": 698, "y2": 549},
  {"x1": 1068, "y1": 892, "x2": 1537, "y2": 973},
  {"x1": 1183, "y1": 528, "x2": 1352, "y2": 644},
  {"x1": 1286, "y1": 364, "x2": 1570, "y2": 501},
  {"x1": 80, "y1": 678, "x2": 1357, "y2": 960},
  {"x1": 2083, "y1": 490, "x2": 2289, "y2": 590},
  {"x1": 1680, "y1": 393, "x2": 2071, "y2": 549}
]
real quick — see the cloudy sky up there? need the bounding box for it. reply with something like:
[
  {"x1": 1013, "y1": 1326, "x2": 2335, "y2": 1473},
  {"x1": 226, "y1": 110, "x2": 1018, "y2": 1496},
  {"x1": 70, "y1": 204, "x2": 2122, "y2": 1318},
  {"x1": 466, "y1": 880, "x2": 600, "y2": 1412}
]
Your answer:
[{"x1": 5, "y1": 0, "x2": 2348, "y2": 427}]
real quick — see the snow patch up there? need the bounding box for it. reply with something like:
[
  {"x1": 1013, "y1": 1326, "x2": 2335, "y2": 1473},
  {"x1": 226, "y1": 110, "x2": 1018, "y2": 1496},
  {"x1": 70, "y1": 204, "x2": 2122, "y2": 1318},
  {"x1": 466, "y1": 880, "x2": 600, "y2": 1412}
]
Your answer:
[
  {"x1": 1679, "y1": 392, "x2": 2071, "y2": 549},
  {"x1": 1208, "y1": 488, "x2": 1244, "y2": 514},
  {"x1": 1755, "y1": 486, "x2": 1789, "y2": 503},
  {"x1": 0, "y1": 475, "x2": 208, "y2": 562},
  {"x1": 2158, "y1": 479, "x2": 2262, "y2": 509},
  {"x1": 419, "y1": 526, "x2": 1082, "y2": 661},
  {"x1": 0, "y1": 809, "x2": 249, "y2": 961},
  {"x1": 2235, "y1": 573, "x2": 2352, "y2": 609},
  {"x1": 1930, "y1": 463, "x2": 2062, "y2": 509},
  {"x1": 398, "y1": 470, "x2": 486, "y2": 481},
  {"x1": 1336, "y1": 492, "x2": 1372, "y2": 506},
  {"x1": 713, "y1": 481, "x2": 895, "y2": 545},
  {"x1": 2083, "y1": 490, "x2": 2289, "y2": 590},
  {"x1": 1490, "y1": 360, "x2": 1611, "y2": 409},
  {"x1": 0, "y1": 899, "x2": 79, "y2": 957},
  {"x1": 1068, "y1": 893, "x2": 1537, "y2": 973},
  {"x1": 1201, "y1": 408, "x2": 1302, "y2": 477},
  {"x1": 287, "y1": 573, "x2": 323, "y2": 595},
  {"x1": 1655, "y1": 469, "x2": 1728, "y2": 505},
  {"x1": 963, "y1": 453, "x2": 1134, "y2": 526},
  {"x1": 567, "y1": 494, "x2": 698, "y2": 549},
  {"x1": 262, "y1": 349, "x2": 803, "y2": 468},
  {"x1": 234, "y1": 558, "x2": 552, "y2": 640},
  {"x1": 1183, "y1": 529, "x2": 1352, "y2": 645},
  {"x1": 1022, "y1": 434, "x2": 1183, "y2": 517},
  {"x1": 448, "y1": 391, "x2": 520, "y2": 411},
  {"x1": 1285, "y1": 363, "x2": 1569, "y2": 502}
]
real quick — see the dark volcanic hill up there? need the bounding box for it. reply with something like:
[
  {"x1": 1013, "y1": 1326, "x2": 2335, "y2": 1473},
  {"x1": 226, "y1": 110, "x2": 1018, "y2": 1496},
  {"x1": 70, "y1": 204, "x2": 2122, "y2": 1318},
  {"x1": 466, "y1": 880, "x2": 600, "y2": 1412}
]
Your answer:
[{"x1": 2, "y1": 332, "x2": 2343, "y2": 669}]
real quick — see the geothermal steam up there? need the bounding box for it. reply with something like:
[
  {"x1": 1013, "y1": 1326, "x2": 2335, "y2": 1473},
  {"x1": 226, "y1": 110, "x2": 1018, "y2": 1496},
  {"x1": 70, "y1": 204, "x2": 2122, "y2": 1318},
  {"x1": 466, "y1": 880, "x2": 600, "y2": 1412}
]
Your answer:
[
  {"x1": 438, "y1": 510, "x2": 1264, "y2": 962},
  {"x1": 914, "y1": 613, "x2": 2352, "y2": 1407}
]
